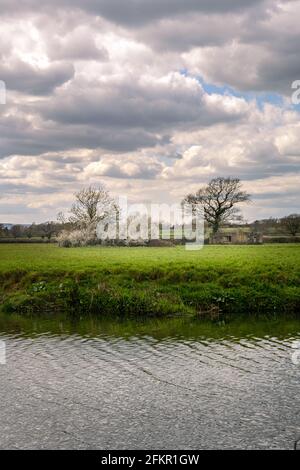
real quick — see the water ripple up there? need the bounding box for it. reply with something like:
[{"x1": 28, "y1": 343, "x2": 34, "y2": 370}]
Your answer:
[{"x1": 0, "y1": 323, "x2": 300, "y2": 449}]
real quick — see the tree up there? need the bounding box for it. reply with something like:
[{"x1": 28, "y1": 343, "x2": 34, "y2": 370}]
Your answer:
[
  {"x1": 39, "y1": 222, "x2": 57, "y2": 240},
  {"x1": 281, "y1": 214, "x2": 300, "y2": 237},
  {"x1": 57, "y1": 185, "x2": 119, "y2": 247},
  {"x1": 24, "y1": 223, "x2": 35, "y2": 239},
  {"x1": 10, "y1": 224, "x2": 23, "y2": 238},
  {"x1": 0, "y1": 224, "x2": 9, "y2": 238},
  {"x1": 69, "y1": 186, "x2": 117, "y2": 230},
  {"x1": 183, "y1": 177, "x2": 250, "y2": 234}
]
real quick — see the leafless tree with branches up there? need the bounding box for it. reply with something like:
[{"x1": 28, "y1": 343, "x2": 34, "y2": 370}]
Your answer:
[
  {"x1": 183, "y1": 177, "x2": 251, "y2": 234},
  {"x1": 69, "y1": 186, "x2": 117, "y2": 230},
  {"x1": 281, "y1": 214, "x2": 300, "y2": 237}
]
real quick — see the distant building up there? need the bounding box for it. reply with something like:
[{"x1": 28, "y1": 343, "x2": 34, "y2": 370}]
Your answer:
[{"x1": 210, "y1": 230, "x2": 263, "y2": 245}]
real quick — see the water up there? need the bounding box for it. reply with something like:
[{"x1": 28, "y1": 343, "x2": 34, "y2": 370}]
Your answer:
[{"x1": 0, "y1": 314, "x2": 300, "y2": 450}]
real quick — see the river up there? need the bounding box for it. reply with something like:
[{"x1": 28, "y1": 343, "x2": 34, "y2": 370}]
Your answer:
[{"x1": 0, "y1": 314, "x2": 299, "y2": 449}]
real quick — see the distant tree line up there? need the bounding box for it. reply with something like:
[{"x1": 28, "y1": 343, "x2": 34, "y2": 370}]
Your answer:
[
  {"x1": 1, "y1": 177, "x2": 299, "y2": 243},
  {"x1": 2, "y1": 214, "x2": 299, "y2": 243},
  {"x1": 0, "y1": 221, "x2": 67, "y2": 240},
  {"x1": 249, "y1": 214, "x2": 300, "y2": 237}
]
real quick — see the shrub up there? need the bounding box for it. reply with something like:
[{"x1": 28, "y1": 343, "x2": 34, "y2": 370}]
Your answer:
[
  {"x1": 263, "y1": 236, "x2": 300, "y2": 243},
  {"x1": 57, "y1": 227, "x2": 96, "y2": 247}
]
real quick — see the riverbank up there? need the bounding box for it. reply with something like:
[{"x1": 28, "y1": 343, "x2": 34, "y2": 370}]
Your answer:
[
  {"x1": 0, "y1": 244, "x2": 299, "y2": 318},
  {"x1": 1, "y1": 311, "x2": 300, "y2": 340}
]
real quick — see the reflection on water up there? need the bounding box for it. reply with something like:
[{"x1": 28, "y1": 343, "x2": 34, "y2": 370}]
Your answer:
[{"x1": 0, "y1": 314, "x2": 300, "y2": 450}]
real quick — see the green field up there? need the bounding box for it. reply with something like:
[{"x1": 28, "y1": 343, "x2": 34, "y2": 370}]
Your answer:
[{"x1": 0, "y1": 244, "x2": 299, "y2": 318}]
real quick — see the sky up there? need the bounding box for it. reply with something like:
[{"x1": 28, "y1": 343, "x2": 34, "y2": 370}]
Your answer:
[{"x1": 0, "y1": 0, "x2": 299, "y2": 223}]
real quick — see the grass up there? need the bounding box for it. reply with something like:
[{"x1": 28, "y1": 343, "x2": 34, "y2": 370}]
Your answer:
[{"x1": 0, "y1": 243, "x2": 299, "y2": 319}]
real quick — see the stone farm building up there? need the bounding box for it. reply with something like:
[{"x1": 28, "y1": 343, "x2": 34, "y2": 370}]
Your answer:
[{"x1": 210, "y1": 230, "x2": 263, "y2": 245}]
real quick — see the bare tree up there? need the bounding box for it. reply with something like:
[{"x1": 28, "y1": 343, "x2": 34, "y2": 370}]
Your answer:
[
  {"x1": 39, "y1": 222, "x2": 57, "y2": 240},
  {"x1": 183, "y1": 177, "x2": 250, "y2": 234},
  {"x1": 57, "y1": 212, "x2": 67, "y2": 225},
  {"x1": 10, "y1": 224, "x2": 23, "y2": 239},
  {"x1": 69, "y1": 185, "x2": 118, "y2": 231},
  {"x1": 24, "y1": 224, "x2": 34, "y2": 239},
  {"x1": 0, "y1": 224, "x2": 9, "y2": 238},
  {"x1": 281, "y1": 214, "x2": 300, "y2": 237}
]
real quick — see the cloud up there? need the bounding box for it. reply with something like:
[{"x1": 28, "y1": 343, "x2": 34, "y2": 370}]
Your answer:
[
  {"x1": 84, "y1": 154, "x2": 163, "y2": 179},
  {"x1": 38, "y1": 72, "x2": 249, "y2": 130},
  {"x1": 0, "y1": 1, "x2": 267, "y2": 24},
  {"x1": 0, "y1": 0, "x2": 299, "y2": 222},
  {"x1": 46, "y1": 27, "x2": 109, "y2": 61},
  {"x1": 183, "y1": 1, "x2": 300, "y2": 95},
  {"x1": 0, "y1": 59, "x2": 74, "y2": 95},
  {"x1": 0, "y1": 71, "x2": 250, "y2": 160}
]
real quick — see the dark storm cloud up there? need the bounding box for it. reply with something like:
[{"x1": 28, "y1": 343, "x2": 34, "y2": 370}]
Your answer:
[
  {"x1": 0, "y1": 60, "x2": 74, "y2": 95},
  {"x1": 0, "y1": 115, "x2": 163, "y2": 157},
  {"x1": 1, "y1": 0, "x2": 298, "y2": 96},
  {"x1": 0, "y1": 0, "x2": 266, "y2": 25},
  {"x1": 71, "y1": 0, "x2": 265, "y2": 26},
  {"x1": 35, "y1": 74, "x2": 247, "y2": 134},
  {"x1": 137, "y1": 14, "x2": 242, "y2": 52},
  {"x1": 0, "y1": 183, "x2": 59, "y2": 196},
  {"x1": 256, "y1": 52, "x2": 300, "y2": 95},
  {"x1": 0, "y1": 101, "x2": 168, "y2": 158}
]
